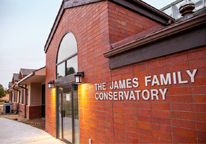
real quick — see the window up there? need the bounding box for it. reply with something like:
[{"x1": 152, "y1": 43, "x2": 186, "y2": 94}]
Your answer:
[
  {"x1": 56, "y1": 32, "x2": 78, "y2": 79},
  {"x1": 22, "y1": 88, "x2": 24, "y2": 104},
  {"x1": 14, "y1": 91, "x2": 16, "y2": 102},
  {"x1": 193, "y1": 0, "x2": 204, "y2": 10},
  {"x1": 18, "y1": 91, "x2": 20, "y2": 103}
]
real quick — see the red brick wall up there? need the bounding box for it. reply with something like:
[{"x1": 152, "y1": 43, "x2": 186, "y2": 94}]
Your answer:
[
  {"x1": 108, "y1": 2, "x2": 160, "y2": 44},
  {"x1": 79, "y1": 46, "x2": 206, "y2": 143},
  {"x1": 45, "y1": 1, "x2": 108, "y2": 137},
  {"x1": 45, "y1": 0, "x2": 206, "y2": 143},
  {"x1": 45, "y1": 1, "x2": 161, "y2": 138}
]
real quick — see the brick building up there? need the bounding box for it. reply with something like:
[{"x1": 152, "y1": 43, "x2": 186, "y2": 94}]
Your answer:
[
  {"x1": 44, "y1": 0, "x2": 206, "y2": 143},
  {"x1": 8, "y1": 67, "x2": 46, "y2": 119},
  {"x1": 9, "y1": 73, "x2": 20, "y2": 112}
]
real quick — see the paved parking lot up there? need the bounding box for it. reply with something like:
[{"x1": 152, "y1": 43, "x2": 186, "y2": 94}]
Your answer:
[{"x1": 0, "y1": 118, "x2": 63, "y2": 144}]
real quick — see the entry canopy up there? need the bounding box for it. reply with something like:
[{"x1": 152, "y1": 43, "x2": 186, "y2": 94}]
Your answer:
[{"x1": 17, "y1": 67, "x2": 46, "y2": 85}]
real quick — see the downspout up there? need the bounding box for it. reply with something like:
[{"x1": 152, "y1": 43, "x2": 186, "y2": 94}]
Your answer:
[
  {"x1": 12, "y1": 84, "x2": 20, "y2": 114},
  {"x1": 18, "y1": 84, "x2": 28, "y2": 119}
]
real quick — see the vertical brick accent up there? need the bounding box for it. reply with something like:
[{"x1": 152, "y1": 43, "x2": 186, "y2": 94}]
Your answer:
[{"x1": 26, "y1": 105, "x2": 42, "y2": 119}]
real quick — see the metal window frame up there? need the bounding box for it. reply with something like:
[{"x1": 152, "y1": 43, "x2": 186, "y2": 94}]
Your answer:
[
  {"x1": 56, "y1": 31, "x2": 78, "y2": 79},
  {"x1": 56, "y1": 53, "x2": 78, "y2": 79}
]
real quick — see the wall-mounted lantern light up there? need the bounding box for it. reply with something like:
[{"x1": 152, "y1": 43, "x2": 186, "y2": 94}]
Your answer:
[
  {"x1": 74, "y1": 71, "x2": 84, "y2": 84},
  {"x1": 48, "y1": 80, "x2": 54, "y2": 88}
]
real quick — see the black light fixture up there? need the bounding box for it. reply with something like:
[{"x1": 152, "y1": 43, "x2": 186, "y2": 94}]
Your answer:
[
  {"x1": 74, "y1": 71, "x2": 84, "y2": 84},
  {"x1": 48, "y1": 80, "x2": 54, "y2": 88}
]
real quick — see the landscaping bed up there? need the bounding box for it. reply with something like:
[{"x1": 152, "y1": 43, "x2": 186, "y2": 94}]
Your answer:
[
  {"x1": 0, "y1": 114, "x2": 45, "y2": 130},
  {"x1": 0, "y1": 95, "x2": 45, "y2": 130}
]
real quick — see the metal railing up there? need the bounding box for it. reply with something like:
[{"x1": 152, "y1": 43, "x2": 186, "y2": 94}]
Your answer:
[{"x1": 160, "y1": 0, "x2": 206, "y2": 19}]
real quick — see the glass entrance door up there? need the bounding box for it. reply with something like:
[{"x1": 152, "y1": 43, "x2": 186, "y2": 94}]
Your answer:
[{"x1": 58, "y1": 84, "x2": 79, "y2": 144}]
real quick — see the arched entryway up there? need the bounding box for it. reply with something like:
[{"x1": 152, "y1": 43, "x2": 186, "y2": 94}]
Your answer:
[{"x1": 56, "y1": 32, "x2": 79, "y2": 144}]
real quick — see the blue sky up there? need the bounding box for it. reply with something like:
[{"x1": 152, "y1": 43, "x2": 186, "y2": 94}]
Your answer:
[
  {"x1": 0, "y1": 0, "x2": 175, "y2": 89},
  {"x1": 0, "y1": 0, "x2": 62, "y2": 89}
]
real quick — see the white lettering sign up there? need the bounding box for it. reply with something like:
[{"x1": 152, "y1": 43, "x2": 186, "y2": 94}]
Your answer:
[{"x1": 95, "y1": 69, "x2": 198, "y2": 101}]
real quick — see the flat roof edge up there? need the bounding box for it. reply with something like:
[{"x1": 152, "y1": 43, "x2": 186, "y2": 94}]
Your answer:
[{"x1": 104, "y1": 13, "x2": 206, "y2": 58}]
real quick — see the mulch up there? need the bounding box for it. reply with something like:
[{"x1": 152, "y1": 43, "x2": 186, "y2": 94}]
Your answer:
[{"x1": 0, "y1": 114, "x2": 45, "y2": 130}]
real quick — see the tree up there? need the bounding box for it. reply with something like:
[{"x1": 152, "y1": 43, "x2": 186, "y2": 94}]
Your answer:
[{"x1": 0, "y1": 84, "x2": 6, "y2": 98}]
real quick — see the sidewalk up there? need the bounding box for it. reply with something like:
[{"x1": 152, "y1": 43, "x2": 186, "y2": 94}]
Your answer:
[{"x1": 0, "y1": 118, "x2": 63, "y2": 144}]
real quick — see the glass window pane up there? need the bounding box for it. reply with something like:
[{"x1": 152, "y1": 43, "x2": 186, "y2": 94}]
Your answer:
[
  {"x1": 191, "y1": 0, "x2": 204, "y2": 11},
  {"x1": 58, "y1": 89, "x2": 62, "y2": 139},
  {"x1": 142, "y1": 0, "x2": 177, "y2": 9},
  {"x1": 172, "y1": 5, "x2": 180, "y2": 19},
  {"x1": 63, "y1": 87, "x2": 72, "y2": 143},
  {"x1": 74, "y1": 84, "x2": 79, "y2": 144},
  {"x1": 57, "y1": 62, "x2": 65, "y2": 79},
  {"x1": 163, "y1": 7, "x2": 172, "y2": 17},
  {"x1": 57, "y1": 33, "x2": 77, "y2": 63},
  {"x1": 66, "y1": 55, "x2": 78, "y2": 76},
  {"x1": 22, "y1": 88, "x2": 24, "y2": 104},
  {"x1": 172, "y1": 1, "x2": 185, "y2": 19},
  {"x1": 18, "y1": 92, "x2": 20, "y2": 103}
]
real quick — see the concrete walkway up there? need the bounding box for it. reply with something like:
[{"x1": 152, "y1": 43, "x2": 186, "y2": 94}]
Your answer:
[{"x1": 0, "y1": 118, "x2": 64, "y2": 144}]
